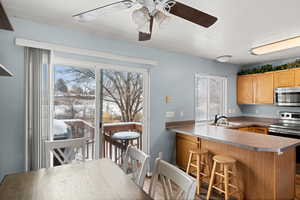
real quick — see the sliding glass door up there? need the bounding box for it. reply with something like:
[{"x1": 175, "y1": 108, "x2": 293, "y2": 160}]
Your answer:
[
  {"x1": 52, "y1": 65, "x2": 97, "y2": 165},
  {"x1": 49, "y1": 58, "x2": 149, "y2": 166},
  {"x1": 101, "y1": 69, "x2": 145, "y2": 164}
]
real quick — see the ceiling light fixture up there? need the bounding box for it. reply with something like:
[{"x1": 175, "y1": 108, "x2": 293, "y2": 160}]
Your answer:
[
  {"x1": 216, "y1": 55, "x2": 232, "y2": 63},
  {"x1": 251, "y1": 35, "x2": 300, "y2": 55}
]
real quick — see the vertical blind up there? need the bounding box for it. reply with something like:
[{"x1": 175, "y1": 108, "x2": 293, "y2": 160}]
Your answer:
[
  {"x1": 195, "y1": 74, "x2": 227, "y2": 121},
  {"x1": 25, "y1": 47, "x2": 51, "y2": 170}
]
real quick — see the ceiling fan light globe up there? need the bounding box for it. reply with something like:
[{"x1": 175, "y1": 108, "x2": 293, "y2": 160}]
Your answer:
[
  {"x1": 132, "y1": 8, "x2": 151, "y2": 32},
  {"x1": 137, "y1": 21, "x2": 151, "y2": 34},
  {"x1": 154, "y1": 11, "x2": 171, "y2": 29}
]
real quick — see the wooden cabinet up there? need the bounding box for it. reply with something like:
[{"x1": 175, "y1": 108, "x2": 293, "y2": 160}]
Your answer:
[
  {"x1": 237, "y1": 75, "x2": 254, "y2": 104},
  {"x1": 176, "y1": 133, "x2": 199, "y2": 170},
  {"x1": 238, "y1": 127, "x2": 249, "y2": 132},
  {"x1": 254, "y1": 72, "x2": 274, "y2": 104},
  {"x1": 238, "y1": 126, "x2": 268, "y2": 134},
  {"x1": 237, "y1": 73, "x2": 274, "y2": 104},
  {"x1": 294, "y1": 68, "x2": 300, "y2": 86},
  {"x1": 274, "y1": 69, "x2": 294, "y2": 88}
]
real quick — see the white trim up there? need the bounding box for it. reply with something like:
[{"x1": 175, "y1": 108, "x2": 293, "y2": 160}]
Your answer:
[
  {"x1": 142, "y1": 69, "x2": 150, "y2": 155},
  {"x1": 94, "y1": 69, "x2": 101, "y2": 160},
  {"x1": 53, "y1": 57, "x2": 149, "y2": 74},
  {"x1": 48, "y1": 51, "x2": 55, "y2": 167},
  {"x1": 15, "y1": 38, "x2": 158, "y2": 66}
]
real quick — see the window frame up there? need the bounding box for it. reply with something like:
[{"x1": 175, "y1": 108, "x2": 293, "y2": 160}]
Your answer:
[{"x1": 195, "y1": 74, "x2": 228, "y2": 122}]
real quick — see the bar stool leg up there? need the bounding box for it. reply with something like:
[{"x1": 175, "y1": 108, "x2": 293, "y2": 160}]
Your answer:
[
  {"x1": 186, "y1": 152, "x2": 193, "y2": 174},
  {"x1": 205, "y1": 153, "x2": 211, "y2": 177},
  {"x1": 196, "y1": 154, "x2": 201, "y2": 195},
  {"x1": 207, "y1": 161, "x2": 217, "y2": 200},
  {"x1": 224, "y1": 164, "x2": 229, "y2": 200}
]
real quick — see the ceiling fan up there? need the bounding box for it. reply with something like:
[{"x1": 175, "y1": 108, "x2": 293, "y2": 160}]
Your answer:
[{"x1": 72, "y1": 0, "x2": 217, "y2": 41}]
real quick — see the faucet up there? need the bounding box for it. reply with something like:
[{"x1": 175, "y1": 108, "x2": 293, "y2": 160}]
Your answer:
[{"x1": 214, "y1": 114, "x2": 228, "y2": 125}]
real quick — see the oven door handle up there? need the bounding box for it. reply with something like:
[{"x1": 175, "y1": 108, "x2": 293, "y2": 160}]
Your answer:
[{"x1": 268, "y1": 127, "x2": 300, "y2": 136}]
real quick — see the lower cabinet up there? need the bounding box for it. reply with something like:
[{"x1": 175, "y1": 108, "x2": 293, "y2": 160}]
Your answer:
[
  {"x1": 238, "y1": 126, "x2": 268, "y2": 134},
  {"x1": 176, "y1": 133, "x2": 199, "y2": 170}
]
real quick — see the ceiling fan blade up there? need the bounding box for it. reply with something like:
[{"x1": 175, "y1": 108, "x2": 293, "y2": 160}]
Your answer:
[
  {"x1": 169, "y1": 1, "x2": 217, "y2": 28},
  {"x1": 0, "y1": 2, "x2": 13, "y2": 31},
  {"x1": 138, "y1": 16, "x2": 154, "y2": 41},
  {"x1": 73, "y1": 0, "x2": 134, "y2": 22}
]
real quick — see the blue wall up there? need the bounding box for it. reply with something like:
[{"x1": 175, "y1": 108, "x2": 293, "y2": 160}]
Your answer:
[
  {"x1": 0, "y1": 17, "x2": 240, "y2": 180},
  {"x1": 239, "y1": 57, "x2": 300, "y2": 118}
]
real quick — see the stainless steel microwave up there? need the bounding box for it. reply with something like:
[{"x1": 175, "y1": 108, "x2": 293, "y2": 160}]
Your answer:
[{"x1": 275, "y1": 87, "x2": 300, "y2": 106}]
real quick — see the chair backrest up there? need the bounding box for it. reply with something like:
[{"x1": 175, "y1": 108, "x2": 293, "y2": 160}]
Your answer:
[
  {"x1": 122, "y1": 145, "x2": 150, "y2": 187},
  {"x1": 45, "y1": 137, "x2": 87, "y2": 168},
  {"x1": 148, "y1": 158, "x2": 197, "y2": 200}
]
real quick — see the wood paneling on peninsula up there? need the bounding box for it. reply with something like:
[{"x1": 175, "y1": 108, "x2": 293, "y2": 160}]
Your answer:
[{"x1": 174, "y1": 130, "x2": 296, "y2": 200}]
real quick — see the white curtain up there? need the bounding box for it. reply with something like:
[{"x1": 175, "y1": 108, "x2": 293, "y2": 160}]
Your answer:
[{"x1": 25, "y1": 47, "x2": 51, "y2": 170}]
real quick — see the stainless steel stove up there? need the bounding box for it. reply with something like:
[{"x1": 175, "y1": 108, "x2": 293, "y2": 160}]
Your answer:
[
  {"x1": 269, "y1": 111, "x2": 300, "y2": 136},
  {"x1": 269, "y1": 111, "x2": 300, "y2": 171}
]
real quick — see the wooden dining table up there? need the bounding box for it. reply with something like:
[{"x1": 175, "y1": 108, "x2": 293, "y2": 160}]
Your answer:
[{"x1": 0, "y1": 158, "x2": 152, "y2": 200}]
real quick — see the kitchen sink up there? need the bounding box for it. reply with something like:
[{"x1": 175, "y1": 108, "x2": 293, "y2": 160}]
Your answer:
[{"x1": 209, "y1": 122, "x2": 242, "y2": 128}]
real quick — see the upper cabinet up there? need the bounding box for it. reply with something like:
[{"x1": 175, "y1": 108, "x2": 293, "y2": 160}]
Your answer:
[
  {"x1": 237, "y1": 72, "x2": 274, "y2": 105},
  {"x1": 237, "y1": 68, "x2": 300, "y2": 105},
  {"x1": 237, "y1": 75, "x2": 254, "y2": 104},
  {"x1": 294, "y1": 68, "x2": 300, "y2": 86},
  {"x1": 254, "y1": 72, "x2": 274, "y2": 104},
  {"x1": 274, "y1": 69, "x2": 294, "y2": 88}
]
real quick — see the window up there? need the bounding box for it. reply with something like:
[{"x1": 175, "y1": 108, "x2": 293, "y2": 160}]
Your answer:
[{"x1": 195, "y1": 74, "x2": 227, "y2": 121}]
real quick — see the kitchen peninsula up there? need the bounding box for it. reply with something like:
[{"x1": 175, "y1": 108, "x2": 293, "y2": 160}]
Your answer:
[{"x1": 168, "y1": 122, "x2": 300, "y2": 200}]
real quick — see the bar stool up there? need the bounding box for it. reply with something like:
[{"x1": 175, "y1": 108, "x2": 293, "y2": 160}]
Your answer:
[
  {"x1": 206, "y1": 155, "x2": 243, "y2": 200},
  {"x1": 186, "y1": 149, "x2": 211, "y2": 195}
]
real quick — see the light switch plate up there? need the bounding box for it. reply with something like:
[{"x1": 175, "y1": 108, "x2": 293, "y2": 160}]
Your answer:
[{"x1": 166, "y1": 111, "x2": 175, "y2": 118}]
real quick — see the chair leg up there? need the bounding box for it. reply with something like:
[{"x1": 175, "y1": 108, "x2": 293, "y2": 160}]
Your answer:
[{"x1": 207, "y1": 161, "x2": 217, "y2": 200}]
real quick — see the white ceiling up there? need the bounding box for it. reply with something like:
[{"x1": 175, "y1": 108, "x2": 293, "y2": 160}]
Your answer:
[{"x1": 3, "y1": 0, "x2": 300, "y2": 65}]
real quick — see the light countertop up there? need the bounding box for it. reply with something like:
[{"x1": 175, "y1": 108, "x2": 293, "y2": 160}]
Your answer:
[{"x1": 168, "y1": 123, "x2": 300, "y2": 154}]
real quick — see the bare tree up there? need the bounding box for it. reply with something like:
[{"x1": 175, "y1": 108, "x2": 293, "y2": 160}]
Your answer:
[
  {"x1": 55, "y1": 78, "x2": 68, "y2": 94},
  {"x1": 60, "y1": 68, "x2": 143, "y2": 122}
]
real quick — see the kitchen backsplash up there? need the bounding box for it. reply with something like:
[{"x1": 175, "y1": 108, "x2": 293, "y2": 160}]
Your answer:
[{"x1": 239, "y1": 104, "x2": 300, "y2": 118}]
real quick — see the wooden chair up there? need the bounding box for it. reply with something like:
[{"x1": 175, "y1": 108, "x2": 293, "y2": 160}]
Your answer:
[
  {"x1": 122, "y1": 145, "x2": 150, "y2": 188},
  {"x1": 149, "y1": 158, "x2": 197, "y2": 200},
  {"x1": 45, "y1": 137, "x2": 86, "y2": 168},
  {"x1": 186, "y1": 149, "x2": 211, "y2": 195},
  {"x1": 206, "y1": 155, "x2": 243, "y2": 200}
]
